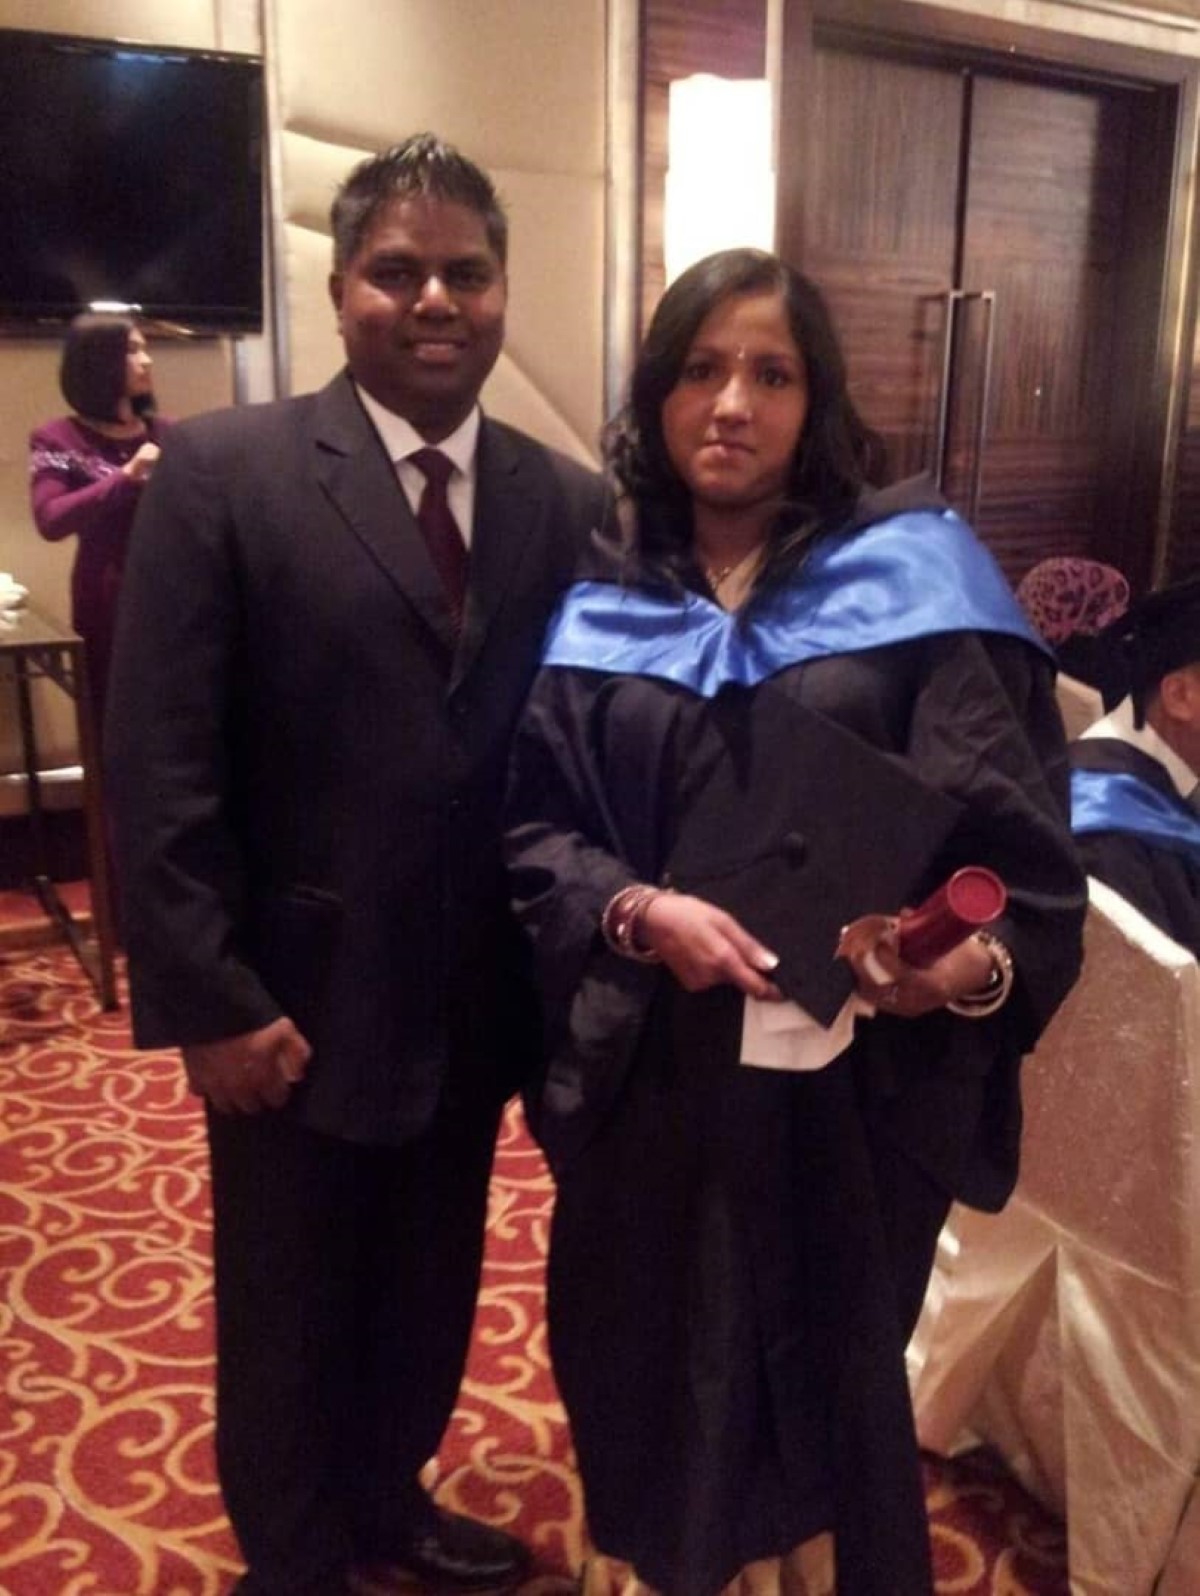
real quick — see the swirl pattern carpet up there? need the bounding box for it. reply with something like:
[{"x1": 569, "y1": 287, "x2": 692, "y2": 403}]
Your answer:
[{"x1": 0, "y1": 938, "x2": 1068, "y2": 1595}]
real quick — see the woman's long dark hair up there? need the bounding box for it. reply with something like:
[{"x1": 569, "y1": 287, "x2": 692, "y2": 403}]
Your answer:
[
  {"x1": 59, "y1": 312, "x2": 141, "y2": 424},
  {"x1": 604, "y1": 249, "x2": 885, "y2": 588}
]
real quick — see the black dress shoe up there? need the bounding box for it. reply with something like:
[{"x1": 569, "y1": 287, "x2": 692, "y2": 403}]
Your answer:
[{"x1": 349, "y1": 1507, "x2": 530, "y2": 1594}]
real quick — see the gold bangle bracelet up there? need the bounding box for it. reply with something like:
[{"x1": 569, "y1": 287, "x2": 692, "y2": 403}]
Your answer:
[{"x1": 600, "y1": 884, "x2": 665, "y2": 964}]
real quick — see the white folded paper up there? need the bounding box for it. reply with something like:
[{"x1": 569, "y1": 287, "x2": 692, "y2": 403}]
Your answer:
[{"x1": 741, "y1": 990, "x2": 874, "y2": 1072}]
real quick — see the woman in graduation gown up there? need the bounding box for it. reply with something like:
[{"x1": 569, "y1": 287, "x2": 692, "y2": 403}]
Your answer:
[{"x1": 505, "y1": 250, "x2": 1086, "y2": 1596}]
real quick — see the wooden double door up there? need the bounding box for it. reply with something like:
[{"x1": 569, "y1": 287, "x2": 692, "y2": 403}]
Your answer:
[{"x1": 779, "y1": 22, "x2": 1177, "y2": 588}]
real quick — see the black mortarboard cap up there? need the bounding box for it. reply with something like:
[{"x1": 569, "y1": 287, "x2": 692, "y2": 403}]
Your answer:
[
  {"x1": 1108, "y1": 575, "x2": 1200, "y2": 723},
  {"x1": 664, "y1": 682, "x2": 963, "y2": 1025}
]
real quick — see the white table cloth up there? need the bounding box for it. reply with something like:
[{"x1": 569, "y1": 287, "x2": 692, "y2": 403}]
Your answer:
[{"x1": 909, "y1": 880, "x2": 1200, "y2": 1595}]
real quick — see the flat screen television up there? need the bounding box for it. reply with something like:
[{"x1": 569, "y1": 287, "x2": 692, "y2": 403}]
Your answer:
[{"x1": 0, "y1": 28, "x2": 264, "y2": 334}]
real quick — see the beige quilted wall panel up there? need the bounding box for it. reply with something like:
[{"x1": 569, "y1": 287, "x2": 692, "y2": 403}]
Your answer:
[
  {"x1": 0, "y1": 0, "x2": 217, "y2": 44},
  {"x1": 272, "y1": 0, "x2": 602, "y2": 174},
  {"x1": 270, "y1": 0, "x2": 606, "y2": 464}
]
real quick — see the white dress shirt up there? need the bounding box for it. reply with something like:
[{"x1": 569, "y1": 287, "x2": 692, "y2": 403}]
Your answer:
[
  {"x1": 1081, "y1": 695, "x2": 1198, "y2": 801},
  {"x1": 354, "y1": 384, "x2": 480, "y2": 546}
]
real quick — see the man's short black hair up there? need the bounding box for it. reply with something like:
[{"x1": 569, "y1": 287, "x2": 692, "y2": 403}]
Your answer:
[
  {"x1": 330, "y1": 134, "x2": 508, "y2": 270},
  {"x1": 1111, "y1": 574, "x2": 1200, "y2": 723}
]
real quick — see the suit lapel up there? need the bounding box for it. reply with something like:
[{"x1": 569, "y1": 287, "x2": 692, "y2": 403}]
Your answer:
[
  {"x1": 453, "y1": 418, "x2": 541, "y2": 687},
  {"x1": 310, "y1": 373, "x2": 458, "y2": 653}
]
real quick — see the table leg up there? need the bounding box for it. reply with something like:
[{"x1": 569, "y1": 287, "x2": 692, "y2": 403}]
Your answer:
[
  {"x1": 12, "y1": 654, "x2": 48, "y2": 865},
  {"x1": 72, "y1": 649, "x2": 118, "y2": 1008},
  {"x1": 7, "y1": 642, "x2": 119, "y2": 1009}
]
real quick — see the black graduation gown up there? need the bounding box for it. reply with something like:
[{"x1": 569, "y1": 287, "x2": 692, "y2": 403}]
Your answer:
[
  {"x1": 505, "y1": 520, "x2": 1085, "y2": 1596},
  {"x1": 1070, "y1": 738, "x2": 1200, "y2": 958}
]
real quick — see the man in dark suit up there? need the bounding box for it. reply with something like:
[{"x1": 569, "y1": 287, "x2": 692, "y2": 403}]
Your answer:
[
  {"x1": 105, "y1": 135, "x2": 603, "y2": 1596},
  {"x1": 1069, "y1": 575, "x2": 1200, "y2": 957}
]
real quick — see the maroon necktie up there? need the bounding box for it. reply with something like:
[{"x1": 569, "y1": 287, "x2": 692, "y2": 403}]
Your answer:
[{"x1": 410, "y1": 447, "x2": 468, "y2": 631}]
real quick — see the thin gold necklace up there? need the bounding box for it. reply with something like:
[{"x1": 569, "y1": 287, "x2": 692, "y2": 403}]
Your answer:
[{"x1": 702, "y1": 546, "x2": 763, "y2": 594}]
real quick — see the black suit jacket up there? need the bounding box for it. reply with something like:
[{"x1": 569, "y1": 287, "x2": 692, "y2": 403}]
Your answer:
[{"x1": 106, "y1": 371, "x2": 604, "y2": 1144}]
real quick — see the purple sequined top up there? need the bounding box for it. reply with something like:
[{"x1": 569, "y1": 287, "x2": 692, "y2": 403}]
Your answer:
[{"x1": 29, "y1": 412, "x2": 170, "y2": 712}]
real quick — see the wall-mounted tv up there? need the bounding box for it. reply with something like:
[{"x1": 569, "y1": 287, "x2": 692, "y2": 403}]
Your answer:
[{"x1": 0, "y1": 29, "x2": 264, "y2": 335}]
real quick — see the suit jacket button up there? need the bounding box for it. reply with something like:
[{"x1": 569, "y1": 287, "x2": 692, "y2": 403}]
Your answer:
[{"x1": 782, "y1": 831, "x2": 807, "y2": 865}]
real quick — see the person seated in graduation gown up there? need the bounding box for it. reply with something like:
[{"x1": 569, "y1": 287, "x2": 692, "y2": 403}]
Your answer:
[
  {"x1": 1070, "y1": 575, "x2": 1200, "y2": 958},
  {"x1": 504, "y1": 248, "x2": 1086, "y2": 1596}
]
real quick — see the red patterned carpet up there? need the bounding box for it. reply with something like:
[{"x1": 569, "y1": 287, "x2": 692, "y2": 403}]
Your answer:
[{"x1": 0, "y1": 937, "x2": 1068, "y2": 1596}]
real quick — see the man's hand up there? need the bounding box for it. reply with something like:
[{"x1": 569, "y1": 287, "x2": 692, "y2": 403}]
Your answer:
[
  {"x1": 182, "y1": 1017, "x2": 312, "y2": 1114},
  {"x1": 639, "y1": 892, "x2": 783, "y2": 1000}
]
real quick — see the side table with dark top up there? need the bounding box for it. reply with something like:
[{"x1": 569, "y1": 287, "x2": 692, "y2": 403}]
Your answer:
[{"x1": 0, "y1": 604, "x2": 118, "y2": 1008}]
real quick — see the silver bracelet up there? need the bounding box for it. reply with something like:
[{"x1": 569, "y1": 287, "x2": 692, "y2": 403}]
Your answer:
[{"x1": 945, "y1": 930, "x2": 1014, "y2": 1019}]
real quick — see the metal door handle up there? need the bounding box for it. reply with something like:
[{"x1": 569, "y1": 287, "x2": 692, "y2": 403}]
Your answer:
[{"x1": 935, "y1": 289, "x2": 997, "y2": 524}]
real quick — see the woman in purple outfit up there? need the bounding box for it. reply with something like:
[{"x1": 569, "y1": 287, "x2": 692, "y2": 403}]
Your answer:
[{"x1": 30, "y1": 312, "x2": 169, "y2": 727}]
